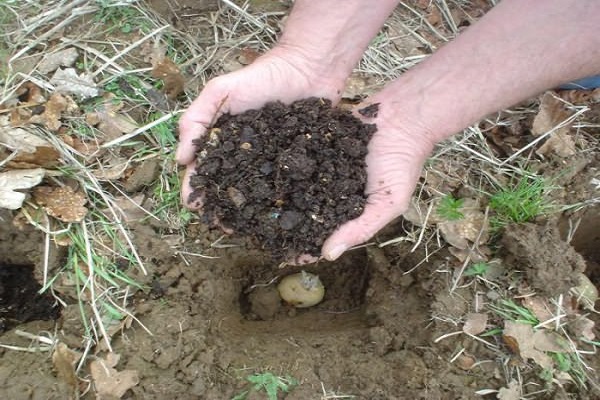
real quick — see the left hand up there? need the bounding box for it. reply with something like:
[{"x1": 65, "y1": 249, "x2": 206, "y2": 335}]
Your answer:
[{"x1": 321, "y1": 101, "x2": 436, "y2": 261}]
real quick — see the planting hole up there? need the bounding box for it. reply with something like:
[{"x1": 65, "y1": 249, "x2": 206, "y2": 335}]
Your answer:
[
  {"x1": 0, "y1": 264, "x2": 61, "y2": 332},
  {"x1": 239, "y1": 250, "x2": 370, "y2": 322},
  {"x1": 567, "y1": 206, "x2": 600, "y2": 286}
]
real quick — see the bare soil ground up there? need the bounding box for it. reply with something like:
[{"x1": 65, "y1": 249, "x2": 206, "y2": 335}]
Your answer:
[{"x1": 0, "y1": 1, "x2": 599, "y2": 400}]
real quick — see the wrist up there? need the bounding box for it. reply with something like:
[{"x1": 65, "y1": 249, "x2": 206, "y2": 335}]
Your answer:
[
  {"x1": 365, "y1": 80, "x2": 451, "y2": 150},
  {"x1": 262, "y1": 45, "x2": 348, "y2": 101},
  {"x1": 262, "y1": 0, "x2": 400, "y2": 102},
  {"x1": 367, "y1": 0, "x2": 600, "y2": 147}
]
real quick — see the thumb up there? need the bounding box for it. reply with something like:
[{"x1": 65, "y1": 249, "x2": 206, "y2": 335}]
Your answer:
[
  {"x1": 321, "y1": 199, "x2": 405, "y2": 261},
  {"x1": 176, "y1": 80, "x2": 230, "y2": 165},
  {"x1": 176, "y1": 117, "x2": 207, "y2": 166},
  {"x1": 181, "y1": 162, "x2": 203, "y2": 210}
]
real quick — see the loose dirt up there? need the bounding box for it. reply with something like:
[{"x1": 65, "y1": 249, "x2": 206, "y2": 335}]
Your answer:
[
  {"x1": 190, "y1": 98, "x2": 375, "y2": 260},
  {"x1": 501, "y1": 220, "x2": 587, "y2": 296}
]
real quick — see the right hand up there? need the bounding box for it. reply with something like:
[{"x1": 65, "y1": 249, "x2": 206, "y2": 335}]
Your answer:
[{"x1": 176, "y1": 49, "x2": 346, "y2": 209}]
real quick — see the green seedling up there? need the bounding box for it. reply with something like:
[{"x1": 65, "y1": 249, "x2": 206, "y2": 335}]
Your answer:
[
  {"x1": 486, "y1": 299, "x2": 591, "y2": 388},
  {"x1": 539, "y1": 367, "x2": 554, "y2": 384},
  {"x1": 552, "y1": 352, "x2": 572, "y2": 372},
  {"x1": 488, "y1": 174, "x2": 554, "y2": 230},
  {"x1": 541, "y1": 353, "x2": 587, "y2": 389},
  {"x1": 232, "y1": 372, "x2": 298, "y2": 400},
  {"x1": 151, "y1": 171, "x2": 194, "y2": 229},
  {"x1": 148, "y1": 114, "x2": 194, "y2": 230},
  {"x1": 463, "y1": 262, "x2": 489, "y2": 277},
  {"x1": 479, "y1": 327, "x2": 503, "y2": 337},
  {"x1": 94, "y1": 2, "x2": 148, "y2": 34},
  {"x1": 70, "y1": 118, "x2": 100, "y2": 138},
  {"x1": 488, "y1": 299, "x2": 539, "y2": 326},
  {"x1": 158, "y1": 298, "x2": 170, "y2": 308},
  {"x1": 102, "y1": 302, "x2": 125, "y2": 320},
  {"x1": 103, "y1": 75, "x2": 150, "y2": 103},
  {"x1": 163, "y1": 33, "x2": 194, "y2": 64},
  {"x1": 150, "y1": 112, "x2": 178, "y2": 149},
  {"x1": 437, "y1": 195, "x2": 464, "y2": 221},
  {"x1": 550, "y1": 352, "x2": 587, "y2": 388}
]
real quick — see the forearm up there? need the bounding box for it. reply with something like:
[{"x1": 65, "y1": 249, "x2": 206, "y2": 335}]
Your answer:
[
  {"x1": 269, "y1": 0, "x2": 400, "y2": 88},
  {"x1": 372, "y1": 0, "x2": 600, "y2": 143}
]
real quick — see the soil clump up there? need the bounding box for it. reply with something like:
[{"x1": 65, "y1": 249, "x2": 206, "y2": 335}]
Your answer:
[
  {"x1": 190, "y1": 97, "x2": 376, "y2": 259},
  {"x1": 501, "y1": 220, "x2": 587, "y2": 296}
]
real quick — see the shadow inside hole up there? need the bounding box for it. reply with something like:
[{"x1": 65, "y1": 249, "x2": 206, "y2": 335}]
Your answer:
[
  {"x1": 0, "y1": 264, "x2": 62, "y2": 332},
  {"x1": 561, "y1": 205, "x2": 600, "y2": 285}
]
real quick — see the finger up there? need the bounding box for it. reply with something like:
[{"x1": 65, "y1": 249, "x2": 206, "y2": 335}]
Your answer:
[
  {"x1": 321, "y1": 200, "x2": 404, "y2": 261},
  {"x1": 176, "y1": 99, "x2": 209, "y2": 165},
  {"x1": 181, "y1": 162, "x2": 203, "y2": 210},
  {"x1": 176, "y1": 82, "x2": 229, "y2": 165}
]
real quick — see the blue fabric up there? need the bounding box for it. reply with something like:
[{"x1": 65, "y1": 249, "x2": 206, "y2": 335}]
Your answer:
[{"x1": 558, "y1": 75, "x2": 600, "y2": 90}]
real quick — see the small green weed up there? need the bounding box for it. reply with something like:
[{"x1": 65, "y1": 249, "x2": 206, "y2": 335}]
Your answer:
[
  {"x1": 551, "y1": 352, "x2": 588, "y2": 387},
  {"x1": 488, "y1": 299, "x2": 539, "y2": 326},
  {"x1": 151, "y1": 171, "x2": 194, "y2": 229},
  {"x1": 163, "y1": 33, "x2": 194, "y2": 64},
  {"x1": 539, "y1": 367, "x2": 554, "y2": 384},
  {"x1": 148, "y1": 113, "x2": 194, "y2": 230},
  {"x1": 70, "y1": 119, "x2": 100, "y2": 138},
  {"x1": 463, "y1": 262, "x2": 489, "y2": 277},
  {"x1": 437, "y1": 195, "x2": 464, "y2": 221},
  {"x1": 103, "y1": 75, "x2": 151, "y2": 104},
  {"x1": 232, "y1": 372, "x2": 298, "y2": 400},
  {"x1": 479, "y1": 327, "x2": 503, "y2": 337},
  {"x1": 487, "y1": 299, "x2": 590, "y2": 388},
  {"x1": 488, "y1": 174, "x2": 554, "y2": 230},
  {"x1": 150, "y1": 112, "x2": 177, "y2": 149},
  {"x1": 94, "y1": 1, "x2": 148, "y2": 34}
]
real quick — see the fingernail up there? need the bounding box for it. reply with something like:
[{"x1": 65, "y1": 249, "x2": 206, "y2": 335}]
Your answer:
[{"x1": 325, "y1": 244, "x2": 348, "y2": 261}]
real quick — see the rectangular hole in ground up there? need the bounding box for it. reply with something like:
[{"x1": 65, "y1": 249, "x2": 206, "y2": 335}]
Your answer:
[{"x1": 232, "y1": 249, "x2": 370, "y2": 335}]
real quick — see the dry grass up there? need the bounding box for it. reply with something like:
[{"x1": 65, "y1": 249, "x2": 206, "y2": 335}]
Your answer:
[{"x1": 0, "y1": 0, "x2": 294, "y2": 359}]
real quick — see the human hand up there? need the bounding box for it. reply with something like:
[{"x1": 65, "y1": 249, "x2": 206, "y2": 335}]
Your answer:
[
  {"x1": 177, "y1": 49, "x2": 346, "y2": 209},
  {"x1": 321, "y1": 100, "x2": 437, "y2": 261},
  {"x1": 178, "y1": 52, "x2": 437, "y2": 264}
]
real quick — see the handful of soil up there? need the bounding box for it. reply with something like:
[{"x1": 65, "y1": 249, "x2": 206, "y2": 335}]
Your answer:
[{"x1": 190, "y1": 98, "x2": 376, "y2": 260}]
